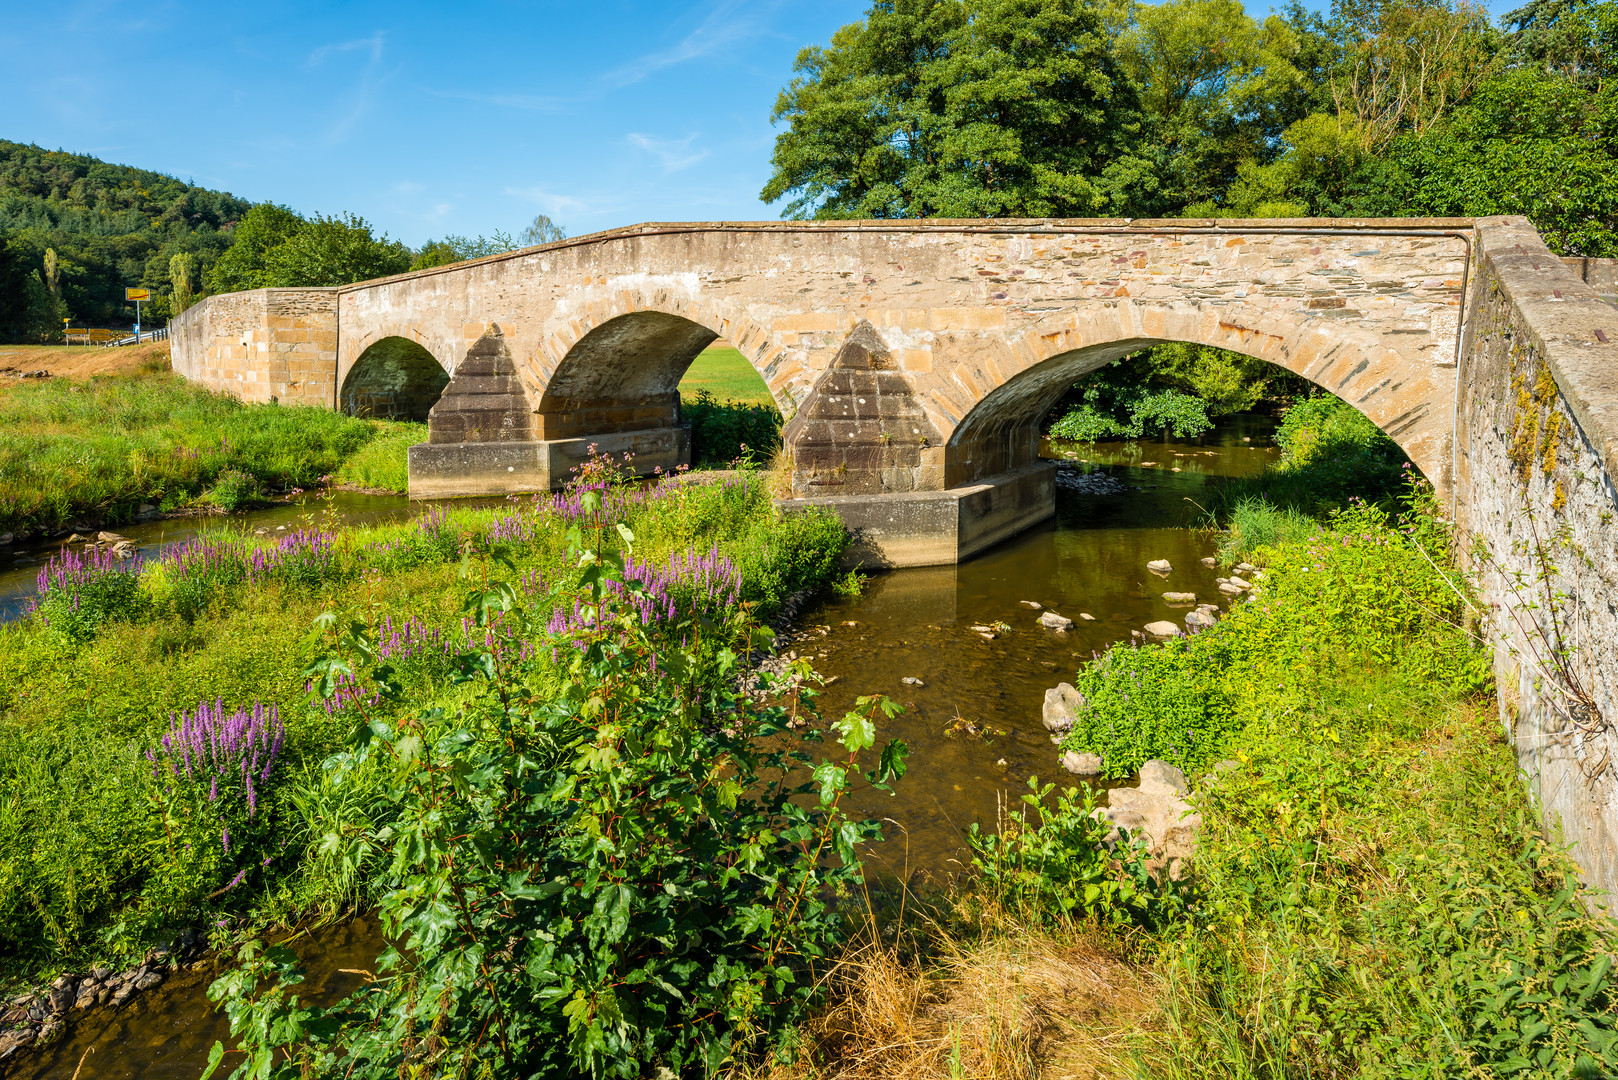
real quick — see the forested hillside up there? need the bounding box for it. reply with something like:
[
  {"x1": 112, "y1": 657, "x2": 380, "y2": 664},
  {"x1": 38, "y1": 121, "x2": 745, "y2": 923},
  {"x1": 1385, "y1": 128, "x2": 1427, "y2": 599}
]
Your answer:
[
  {"x1": 0, "y1": 140, "x2": 555, "y2": 344},
  {"x1": 0, "y1": 141, "x2": 249, "y2": 340}
]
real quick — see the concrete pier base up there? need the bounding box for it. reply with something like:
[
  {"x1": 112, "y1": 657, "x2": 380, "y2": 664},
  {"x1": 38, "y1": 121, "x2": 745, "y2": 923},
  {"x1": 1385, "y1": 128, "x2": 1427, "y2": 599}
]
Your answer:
[
  {"x1": 781, "y1": 462, "x2": 1055, "y2": 568},
  {"x1": 407, "y1": 426, "x2": 691, "y2": 499}
]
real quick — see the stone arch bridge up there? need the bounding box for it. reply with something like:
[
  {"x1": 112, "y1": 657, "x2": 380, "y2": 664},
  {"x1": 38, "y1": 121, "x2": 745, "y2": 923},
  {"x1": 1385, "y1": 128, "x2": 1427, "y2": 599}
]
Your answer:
[
  {"x1": 175, "y1": 216, "x2": 1618, "y2": 890},
  {"x1": 176, "y1": 217, "x2": 1504, "y2": 562}
]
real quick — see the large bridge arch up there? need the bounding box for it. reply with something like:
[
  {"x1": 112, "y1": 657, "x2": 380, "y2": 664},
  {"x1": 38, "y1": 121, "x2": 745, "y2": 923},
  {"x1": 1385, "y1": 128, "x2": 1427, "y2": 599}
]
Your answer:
[{"x1": 936, "y1": 300, "x2": 1451, "y2": 489}]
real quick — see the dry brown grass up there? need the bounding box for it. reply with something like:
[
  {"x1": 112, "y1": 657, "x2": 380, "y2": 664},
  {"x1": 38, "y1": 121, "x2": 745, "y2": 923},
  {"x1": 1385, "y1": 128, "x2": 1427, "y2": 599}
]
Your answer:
[
  {"x1": 0, "y1": 342, "x2": 170, "y2": 385},
  {"x1": 748, "y1": 922, "x2": 1151, "y2": 1080}
]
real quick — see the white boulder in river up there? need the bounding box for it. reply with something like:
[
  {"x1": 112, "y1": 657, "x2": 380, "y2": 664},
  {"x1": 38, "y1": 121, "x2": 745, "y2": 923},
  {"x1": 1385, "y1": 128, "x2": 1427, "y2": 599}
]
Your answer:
[
  {"x1": 1037, "y1": 610, "x2": 1075, "y2": 631},
  {"x1": 1061, "y1": 750, "x2": 1105, "y2": 775},
  {"x1": 1042, "y1": 682, "x2": 1086, "y2": 734},
  {"x1": 1147, "y1": 559, "x2": 1172, "y2": 574},
  {"x1": 1143, "y1": 620, "x2": 1181, "y2": 637},
  {"x1": 1185, "y1": 609, "x2": 1216, "y2": 630},
  {"x1": 1097, "y1": 760, "x2": 1200, "y2": 876}
]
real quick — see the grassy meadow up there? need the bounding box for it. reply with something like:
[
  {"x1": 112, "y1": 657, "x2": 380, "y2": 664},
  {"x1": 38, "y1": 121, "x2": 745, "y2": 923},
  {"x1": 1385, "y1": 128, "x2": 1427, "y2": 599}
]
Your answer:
[{"x1": 679, "y1": 342, "x2": 777, "y2": 406}]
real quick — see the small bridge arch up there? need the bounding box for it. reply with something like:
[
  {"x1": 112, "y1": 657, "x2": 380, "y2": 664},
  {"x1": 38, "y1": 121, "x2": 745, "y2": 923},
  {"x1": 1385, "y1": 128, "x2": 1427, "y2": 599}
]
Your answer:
[{"x1": 340, "y1": 335, "x2": 451, "y2": 420}]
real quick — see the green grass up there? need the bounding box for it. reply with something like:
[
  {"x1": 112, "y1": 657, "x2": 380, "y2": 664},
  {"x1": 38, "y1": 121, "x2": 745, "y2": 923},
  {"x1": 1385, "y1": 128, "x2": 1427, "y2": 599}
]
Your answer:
[
  {"x1": 332, "y1": 422, "x2": 426, "y2": 491},
  {"x1": 0, "y1": 372, "x2": 419, "y2": 532},
  {"x1": 679, "y1": 344, "x2": 776, "y2": 406},
  {"x1": 0, "y1": 468, "x2": 848, "y2": 978}
]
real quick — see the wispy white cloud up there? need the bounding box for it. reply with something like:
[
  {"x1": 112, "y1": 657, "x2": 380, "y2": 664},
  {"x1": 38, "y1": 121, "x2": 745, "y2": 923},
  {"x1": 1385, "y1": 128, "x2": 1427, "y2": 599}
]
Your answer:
[
  {"x1": 308, "y1": 30, "x2": 392, "y2": 144},
  {"x1": 424, "y1": 87, "x2": 570, "y2": 112},
  {"x1": 505, "y1": 186, "x2": 591, "y2": 218},
  {"x1": 602, "y1": 0, "x2": 785, "y2": 88},
  {"x1": 308, "y1": 31, "x2": 385, "y2": 67},
  {"x1": 627, "y1": 132, "x2": 709, "y2": 172}
]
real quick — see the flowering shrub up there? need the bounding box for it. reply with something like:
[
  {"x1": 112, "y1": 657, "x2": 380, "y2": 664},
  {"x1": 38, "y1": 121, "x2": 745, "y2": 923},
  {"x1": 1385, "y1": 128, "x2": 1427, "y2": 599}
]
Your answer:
[
  {"x1": 208, "y1": 525, "x2": 906, "y2": 1079},
  {"x1": 247, "y1": 528, "x2": 336, "y2": 587},
  {"x1": 143, "y1": 700, "x2": 287, "y2": 919},
  {"x1": 32, "y1": 543, "x2": 146, "y2": 639}
]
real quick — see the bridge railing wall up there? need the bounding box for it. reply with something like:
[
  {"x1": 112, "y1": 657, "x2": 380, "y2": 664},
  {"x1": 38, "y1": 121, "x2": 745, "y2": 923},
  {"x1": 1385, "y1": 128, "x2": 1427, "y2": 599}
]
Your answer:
[
  {"x1": 170, "y1": 288, "x2": 339, "y2": 407},
  {"x1": 1459, "y1": 216, "x2": 1618, "y2": 894}
]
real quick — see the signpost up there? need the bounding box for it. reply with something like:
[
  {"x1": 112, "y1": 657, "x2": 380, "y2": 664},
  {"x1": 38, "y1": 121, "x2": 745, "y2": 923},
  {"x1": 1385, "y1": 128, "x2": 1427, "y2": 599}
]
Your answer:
[{"x1": 125, "y1": 288, "x2": 150, "y2": 341}]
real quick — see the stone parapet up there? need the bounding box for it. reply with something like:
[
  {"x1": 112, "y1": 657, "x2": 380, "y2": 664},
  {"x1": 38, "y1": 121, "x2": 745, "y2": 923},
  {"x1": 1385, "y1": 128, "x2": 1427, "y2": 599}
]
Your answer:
[{"x1": 1458, "y1": 216, "x2": 1618, "y2": 895}]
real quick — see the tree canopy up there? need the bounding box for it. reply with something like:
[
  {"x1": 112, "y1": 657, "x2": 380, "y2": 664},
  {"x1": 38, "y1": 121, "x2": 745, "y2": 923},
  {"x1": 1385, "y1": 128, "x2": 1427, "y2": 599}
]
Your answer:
[{"x1": 763, "y1": 0, "x2": 1618, "y2": 255}]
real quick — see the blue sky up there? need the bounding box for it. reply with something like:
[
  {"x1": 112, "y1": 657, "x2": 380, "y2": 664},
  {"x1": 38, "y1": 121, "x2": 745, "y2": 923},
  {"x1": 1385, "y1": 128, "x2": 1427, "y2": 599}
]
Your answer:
[
  {"x1": 3, "y1": 0, "x2": 869, "y2": 246},
  {"x1": 5, "y1": 0, "x2": 1514, "y2": 248}
]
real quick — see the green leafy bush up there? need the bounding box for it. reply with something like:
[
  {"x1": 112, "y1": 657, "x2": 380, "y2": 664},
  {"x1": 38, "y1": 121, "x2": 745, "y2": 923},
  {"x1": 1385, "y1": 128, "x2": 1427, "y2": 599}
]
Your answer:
[
  {"x1": 1049, "y1": 385, "x2": 1213, "y2": 442},
  {"x1": 204, "y1": 539, "x2": 906, "y2": 1079},
  {"x1": 1060, "y1": 640, "x2": 1236, "y2": 779},
  {"x1": 967, "y1": 778, "x2": 1182, "y2": 928},
  {"x1": 682, "y1": 388, "x2": 782, "y2": 465},
  {"x1": 203, "y1": 467, "x2": 258, "y2": 510}
]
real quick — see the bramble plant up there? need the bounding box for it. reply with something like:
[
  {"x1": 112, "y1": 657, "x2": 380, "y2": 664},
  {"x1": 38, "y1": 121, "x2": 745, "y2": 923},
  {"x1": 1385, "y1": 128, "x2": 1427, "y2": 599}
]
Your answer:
[{"x1": 203, "y1": 509, "x2": 905, "y2": 1078}]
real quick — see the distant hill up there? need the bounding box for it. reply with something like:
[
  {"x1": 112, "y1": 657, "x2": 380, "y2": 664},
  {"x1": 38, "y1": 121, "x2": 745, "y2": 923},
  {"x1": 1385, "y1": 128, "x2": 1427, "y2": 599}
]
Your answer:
[{"x1": 0, "y1": 140, "x2": 250, "y2": 337}]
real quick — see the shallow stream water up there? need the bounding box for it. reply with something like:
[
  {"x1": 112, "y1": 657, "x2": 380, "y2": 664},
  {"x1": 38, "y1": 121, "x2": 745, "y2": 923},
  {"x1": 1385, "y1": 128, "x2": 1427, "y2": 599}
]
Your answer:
[{"x1": 5, "y1": 417, "x2": 1278, "y2": 1079}]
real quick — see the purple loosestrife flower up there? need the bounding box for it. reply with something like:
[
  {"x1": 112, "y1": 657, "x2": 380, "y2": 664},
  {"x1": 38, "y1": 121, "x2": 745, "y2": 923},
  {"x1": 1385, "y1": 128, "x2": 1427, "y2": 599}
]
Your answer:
[{"x1": 149, "y1": 700, "x2": 286, "y2": 819}]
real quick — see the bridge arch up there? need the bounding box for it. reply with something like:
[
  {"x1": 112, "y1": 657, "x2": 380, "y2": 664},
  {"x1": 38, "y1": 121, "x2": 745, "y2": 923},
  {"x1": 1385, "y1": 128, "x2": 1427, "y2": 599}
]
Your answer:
[
  {"x1": 939, "y1": 301, "x2": 1450, "y2": 493},
  {"x1": 340, "y1": 336, "x2": 450, "y2": 421},
  {"x1": 533, "y1": 304, "x2": 789, "y2": 441}
]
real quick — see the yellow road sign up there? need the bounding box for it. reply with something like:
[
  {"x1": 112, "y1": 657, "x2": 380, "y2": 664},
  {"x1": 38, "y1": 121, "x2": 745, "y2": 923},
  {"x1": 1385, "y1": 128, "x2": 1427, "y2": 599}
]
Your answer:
[{"x1": 125, "y1": 288, "x2": 151, "y2": 302}]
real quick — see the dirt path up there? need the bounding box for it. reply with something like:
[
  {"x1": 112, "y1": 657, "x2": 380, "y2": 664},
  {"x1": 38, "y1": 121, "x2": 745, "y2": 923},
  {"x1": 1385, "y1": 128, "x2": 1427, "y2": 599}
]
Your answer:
[{"x1": 0, "y1": 343, "x2": 170, "y2": 386}]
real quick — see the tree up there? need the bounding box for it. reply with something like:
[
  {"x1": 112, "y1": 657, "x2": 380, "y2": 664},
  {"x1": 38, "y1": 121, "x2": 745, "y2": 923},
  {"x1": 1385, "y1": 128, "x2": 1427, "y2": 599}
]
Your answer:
[
  {"x1": 762, "y1": 0, "x2": 1153, "y2": 218},
  {"x1": 409, "y1": 231, "x2": 520, "y2": 272},
  {"x1": 259, "y1": 213, "x2": 412, "y2": 287},
  {"x1": 0, "y1": 236, "x2": 52, "y2": 343},
  {"x1": 169, "y1": 252, "x2": 196, "y2": 315},
  {"x1": 204, "y1": 204, "x2": 306, "y2": 293},
  {"x1": 520, "y1": 213, "x2": 567, "y2": 246}
]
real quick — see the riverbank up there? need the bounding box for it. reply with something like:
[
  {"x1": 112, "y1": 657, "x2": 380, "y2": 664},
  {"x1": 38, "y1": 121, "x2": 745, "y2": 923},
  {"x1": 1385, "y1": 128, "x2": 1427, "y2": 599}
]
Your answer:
[
  {"x1": 0, "y1": 459, "x2": 847, "y2": 988},
  {"x1": 751, "y1": 482, "x2": 1618, "y2": 1079},
  {"x1": 0, "y1": 365, "x2": 422, "y2": 538}
]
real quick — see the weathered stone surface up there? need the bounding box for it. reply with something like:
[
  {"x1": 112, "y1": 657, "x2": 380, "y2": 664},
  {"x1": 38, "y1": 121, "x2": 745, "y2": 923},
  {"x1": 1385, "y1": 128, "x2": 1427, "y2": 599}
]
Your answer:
[
  {"x1": 1162, "y1": 591, "x2": 1197, "y2": 603},
  {"x1": 1043, "y1": 682, "x2": 1086, "y2": 733},
  {"x1": 1037, "y1": 610, "x2": 1075, "y2": 631},
  {"x1": 1061, "y1": 750, "x2": 1104, "y2": 775},
  {"x1": 1140, "y1": 760, "x2": 1190, "y2": 796},
  {"x1": 1144, "y1": 620, "x2": 1181, "y2": 637},
  {"x1": 1185, "y1": 609, "x2": 1216, "y2": 630},
  {"x1": 1147, "y1": 559, "x2": 1173, "y2": 574}
]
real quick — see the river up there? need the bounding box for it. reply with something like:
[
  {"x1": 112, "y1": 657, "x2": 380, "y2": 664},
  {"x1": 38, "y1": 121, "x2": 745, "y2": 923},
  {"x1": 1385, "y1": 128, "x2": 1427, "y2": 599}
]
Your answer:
[{"x1": 4, "y1": 416, "x2": 1278, "y2": 1079}]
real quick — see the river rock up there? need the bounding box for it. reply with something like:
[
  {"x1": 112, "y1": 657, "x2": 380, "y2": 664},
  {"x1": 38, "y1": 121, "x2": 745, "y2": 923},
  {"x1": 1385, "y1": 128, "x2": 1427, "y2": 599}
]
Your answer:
[
  {"x1": 0, "y1": 1027, "x2": 36, "y2": 1059},
  {"x1": 74, "y1": 984, "x2": 99, "y2": 1010},
  {"x1": 1147, "y1": 559, "x2": 1172, "y2": 574},
  {"x1": 91, "y1": 966, "x2": 112, "y2": 981},
  {"x1": 1226, "y1": 575, "x2": 1251, "y2": 590},
  {"x1": 1061, "y1": 750, "x2": 1104, "y2": 775},
  {"x1": 134, "y1": 970, "x2": 164, "y2": 991},
  {"x1": 47, "y1": 976, "x2": 77, "y2": 1014},
  {"x1": 97, "y1": 531, "x2": 128, "y2": 543},
  {"x1": 1200, "y1": 556, "x2": 1217, "y2": 568},
  {"x1": 1037, "y1": 611, "x2": 1074, "y2": 631},
  {"x1": 0, "y1": 533, "x2": 11, "y2": 545},
  {"x1": 37, "y1": 1019, "x2": 63, "y2": 1046},
  {"x1": 1218, "y1": 582, "x2": 1243, "y2": 595},
  {"x1": 1143, "y1": 620, "x2": 1181, "y2": 637},
  {"x1": 1236, "y1": 562, "x2": 1256, "y2": 573},
  {"x1": 1185, "y1": 609, "x2": 1216, "y2": 630},
  {"x1": 1139, "y1": 760, "x2": 1190, "y2": 796},
  {"x1": 1042, "y1": 683, "x2": 1086, "y2": 734},
  {"x1": 901, "y1": 676, "x2": 925, "y2": 686},
  {"x1": 1020, "y1": 600, "x2": 1042, "y2": 609},
  {"x1": 1162, "y1": 591, "x2": 1196, "y2": 604}
]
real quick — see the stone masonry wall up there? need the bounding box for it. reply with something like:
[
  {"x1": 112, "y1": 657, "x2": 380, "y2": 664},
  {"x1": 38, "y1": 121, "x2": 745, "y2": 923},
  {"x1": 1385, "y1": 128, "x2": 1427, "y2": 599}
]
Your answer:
[
  {"x1": 328, "y1": 220, "x2": 1471, "y2": 498},
  {"x1": 1458, "y1": 216, "x2": 1618, "y2": 895},
  {"x1": 171, "y1": 288, "x2": 338, "y2": 407}
]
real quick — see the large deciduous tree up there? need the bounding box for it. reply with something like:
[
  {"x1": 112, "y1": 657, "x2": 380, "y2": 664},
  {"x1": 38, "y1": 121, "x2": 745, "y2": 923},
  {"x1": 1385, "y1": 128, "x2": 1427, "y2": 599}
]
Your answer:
[{"x1": 762, "y1": 0, "x2": 1153, "y2": 218}]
